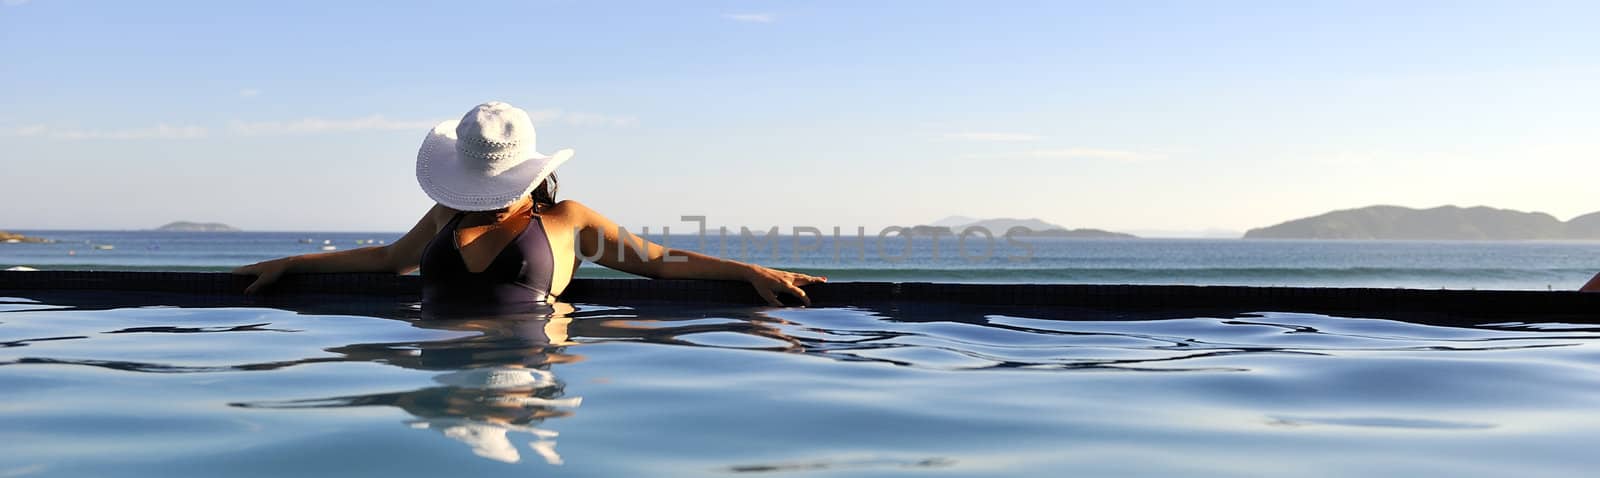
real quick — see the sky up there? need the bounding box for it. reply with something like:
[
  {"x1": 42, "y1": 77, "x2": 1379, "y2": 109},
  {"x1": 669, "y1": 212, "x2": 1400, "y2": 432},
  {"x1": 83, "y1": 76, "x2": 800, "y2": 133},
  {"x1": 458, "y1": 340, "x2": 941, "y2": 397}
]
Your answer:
[{"x1": 2, "y1": 0, "x2": 1598, "y2": 236}]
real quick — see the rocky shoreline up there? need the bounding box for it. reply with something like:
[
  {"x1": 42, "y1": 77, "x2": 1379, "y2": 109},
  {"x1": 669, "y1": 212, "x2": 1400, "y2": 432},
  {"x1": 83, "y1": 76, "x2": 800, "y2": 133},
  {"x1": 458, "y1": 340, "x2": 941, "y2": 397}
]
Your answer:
[{"x1": 0, "y1": 230, "x2": 51, "y2": 243}]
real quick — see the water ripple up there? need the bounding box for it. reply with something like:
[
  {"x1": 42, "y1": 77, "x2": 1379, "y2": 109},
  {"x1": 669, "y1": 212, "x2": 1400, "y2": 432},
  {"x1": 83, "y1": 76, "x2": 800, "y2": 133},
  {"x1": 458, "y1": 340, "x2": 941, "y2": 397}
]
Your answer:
[{"x1": 4, "y1": 295, "x2": 1600, "y2": 476}]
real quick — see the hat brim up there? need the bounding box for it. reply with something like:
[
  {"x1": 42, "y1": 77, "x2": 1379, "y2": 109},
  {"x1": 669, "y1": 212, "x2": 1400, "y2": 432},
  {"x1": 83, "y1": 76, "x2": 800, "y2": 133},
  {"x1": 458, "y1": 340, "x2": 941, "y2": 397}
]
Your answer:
[{"x1": 416, "y1": 120, "x2": 574, "y2": 211}]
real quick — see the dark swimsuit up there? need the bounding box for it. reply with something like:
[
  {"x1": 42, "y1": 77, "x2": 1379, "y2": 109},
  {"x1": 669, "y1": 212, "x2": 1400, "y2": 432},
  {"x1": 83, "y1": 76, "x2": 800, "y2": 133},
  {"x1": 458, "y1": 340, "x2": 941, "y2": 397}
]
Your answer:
[{"x1": 420, "y1": 211, "x2": 556, "y2": 313}]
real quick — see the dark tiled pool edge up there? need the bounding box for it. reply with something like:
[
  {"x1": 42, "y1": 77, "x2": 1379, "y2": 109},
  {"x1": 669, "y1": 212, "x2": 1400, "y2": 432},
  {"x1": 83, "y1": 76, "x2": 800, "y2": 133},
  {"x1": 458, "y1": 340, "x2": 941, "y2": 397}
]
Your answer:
[{"x1": 3, "y1": 271, "x2": 1599, "y2": 317}]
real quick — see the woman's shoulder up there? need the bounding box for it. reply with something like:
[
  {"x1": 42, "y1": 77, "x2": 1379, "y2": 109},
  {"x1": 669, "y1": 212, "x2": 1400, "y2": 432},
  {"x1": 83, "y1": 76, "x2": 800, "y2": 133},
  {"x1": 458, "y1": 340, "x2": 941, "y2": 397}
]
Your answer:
[
  {"x1": 538, "y1": 200, "x2": 597, "y2": 228},
  {"x1": 423, "y1": 204, "x2": 460, "y2": 230},
  {"x1": 541, "y1": 199, "x2": 592, "y2": 217}
]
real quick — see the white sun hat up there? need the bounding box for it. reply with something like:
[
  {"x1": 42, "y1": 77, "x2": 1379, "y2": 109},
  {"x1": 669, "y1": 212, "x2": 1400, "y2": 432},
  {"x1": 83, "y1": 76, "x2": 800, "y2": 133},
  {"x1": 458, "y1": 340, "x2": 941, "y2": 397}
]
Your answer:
[{"x1": 416, "y1": 102, "x2": 574, "y2": 211}]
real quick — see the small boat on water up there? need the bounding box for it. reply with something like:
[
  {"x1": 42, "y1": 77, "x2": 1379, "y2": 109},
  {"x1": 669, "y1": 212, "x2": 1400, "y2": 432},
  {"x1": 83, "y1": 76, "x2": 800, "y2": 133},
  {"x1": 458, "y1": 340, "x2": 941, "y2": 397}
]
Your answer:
[
  {"x1": 93, "y1": 244, "x2": 115, "y2": 250},
  {"x1": 320, "y1": 245, "x2": 337, "y2": 251}
]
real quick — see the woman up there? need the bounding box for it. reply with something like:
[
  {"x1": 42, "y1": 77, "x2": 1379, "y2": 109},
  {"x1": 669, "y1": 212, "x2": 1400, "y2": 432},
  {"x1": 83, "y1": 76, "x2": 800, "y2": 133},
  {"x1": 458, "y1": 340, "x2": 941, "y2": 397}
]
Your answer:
[{"x1": 234, "y1": 102, "x2": 824, "y2": 308}]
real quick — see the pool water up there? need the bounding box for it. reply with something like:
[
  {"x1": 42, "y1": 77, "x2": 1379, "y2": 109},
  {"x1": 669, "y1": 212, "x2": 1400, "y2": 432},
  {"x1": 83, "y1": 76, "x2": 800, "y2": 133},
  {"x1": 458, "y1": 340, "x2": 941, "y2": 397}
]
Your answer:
[{"x1": 4, "y1": 292, "x2": 1600, "y2": 477}]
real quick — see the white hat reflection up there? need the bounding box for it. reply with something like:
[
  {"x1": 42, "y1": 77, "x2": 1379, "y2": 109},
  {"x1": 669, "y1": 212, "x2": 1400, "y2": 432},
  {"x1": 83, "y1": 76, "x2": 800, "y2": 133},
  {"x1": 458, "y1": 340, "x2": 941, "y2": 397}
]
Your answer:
[
  {"x1": 411, "y1": 365, "x2": 582, "y2": 464},
  {"x1": 408, "y1": 418, "x2": 568, "y2": 464}
]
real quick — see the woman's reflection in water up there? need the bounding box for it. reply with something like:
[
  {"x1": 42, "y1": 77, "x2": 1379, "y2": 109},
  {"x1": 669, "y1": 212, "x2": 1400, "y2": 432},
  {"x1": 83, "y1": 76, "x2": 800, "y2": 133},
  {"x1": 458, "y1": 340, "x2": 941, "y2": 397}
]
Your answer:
[
  {"x1": 229, "y1": 300, "x2": 810, "y2": 465},
  {"x1": 236, "y1": 303, "x2": 584, "y2": 465}
]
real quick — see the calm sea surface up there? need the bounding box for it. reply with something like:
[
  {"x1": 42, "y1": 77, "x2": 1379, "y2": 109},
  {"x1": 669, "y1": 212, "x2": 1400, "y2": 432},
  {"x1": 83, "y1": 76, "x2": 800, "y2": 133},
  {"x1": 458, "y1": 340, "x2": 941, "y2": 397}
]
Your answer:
[
  {"x1": 5, "y1": 230, "x2": 1600, "y2": 290},
  {"x1": 3, "y1": 293, "x2": 1600, "y2": 476},
  {"x1": 7, "y1": 232, "x2": 1600, "y2": 476}
]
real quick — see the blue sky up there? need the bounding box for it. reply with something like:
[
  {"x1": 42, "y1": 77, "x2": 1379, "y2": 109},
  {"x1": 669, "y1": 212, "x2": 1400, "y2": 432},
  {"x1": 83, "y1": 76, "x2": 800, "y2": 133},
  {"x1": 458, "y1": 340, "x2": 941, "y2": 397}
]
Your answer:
[{"x1": 2, "y1": 0, "x2": 1597, "y2": 235}]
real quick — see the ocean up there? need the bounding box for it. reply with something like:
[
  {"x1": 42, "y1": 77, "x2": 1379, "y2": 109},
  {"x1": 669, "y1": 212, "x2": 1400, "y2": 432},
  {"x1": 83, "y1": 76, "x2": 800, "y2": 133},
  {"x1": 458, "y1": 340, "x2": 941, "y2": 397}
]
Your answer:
[
  {"x1": 9, "y1": 233, "x2": 1600, "y2": 476},
  {"x1": 4, "y1": 230, "x2": 1600, "y2": 290}
]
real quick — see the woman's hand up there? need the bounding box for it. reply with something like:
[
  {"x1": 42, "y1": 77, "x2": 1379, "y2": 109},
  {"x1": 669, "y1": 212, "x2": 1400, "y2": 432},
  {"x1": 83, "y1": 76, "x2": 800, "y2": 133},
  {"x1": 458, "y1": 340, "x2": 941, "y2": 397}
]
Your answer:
[
  {"x1": 744, "y1": 266, "x2": 826, "y2": 306},
  {"x1": 232, "y1": 258, "x2": 293, "y2": 294}
]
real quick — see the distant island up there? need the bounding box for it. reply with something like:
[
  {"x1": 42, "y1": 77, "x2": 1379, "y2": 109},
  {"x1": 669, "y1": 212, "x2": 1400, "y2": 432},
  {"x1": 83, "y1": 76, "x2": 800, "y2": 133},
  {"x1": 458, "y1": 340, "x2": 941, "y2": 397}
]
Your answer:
[
  {"x1": 905, "y1": 217, "x2": 1137, "y2": 239},
  {"x1": 156, "y1": 221, "x2": 240, "y2": 232},
  {"x1": 0, "y1": 230, "x2": 50, "y2": 243},
  {"x1": 1246, "y1": 205, "x2": 1600, "y2": 240}
]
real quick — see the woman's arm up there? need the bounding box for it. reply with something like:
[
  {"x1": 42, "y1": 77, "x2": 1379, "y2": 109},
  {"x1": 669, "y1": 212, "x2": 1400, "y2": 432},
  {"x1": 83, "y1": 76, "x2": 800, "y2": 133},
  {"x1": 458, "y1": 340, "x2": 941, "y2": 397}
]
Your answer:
[
  {"x1": 555, "y1": 200, "x2": 825, "y2": 306},
  {"x1": 232, "y1": 206, "x2": 443, "y2": 294},
  {"x1": 1582, "y1": 272, "x2": 1600, "y2": 292}
]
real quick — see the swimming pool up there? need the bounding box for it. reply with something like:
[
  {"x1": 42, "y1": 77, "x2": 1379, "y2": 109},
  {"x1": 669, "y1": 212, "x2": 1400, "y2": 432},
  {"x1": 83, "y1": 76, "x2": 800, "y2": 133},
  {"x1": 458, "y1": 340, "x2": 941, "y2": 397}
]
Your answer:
[{"x1": 4, "y1": 288, "x2": 1600, "y2": 477}]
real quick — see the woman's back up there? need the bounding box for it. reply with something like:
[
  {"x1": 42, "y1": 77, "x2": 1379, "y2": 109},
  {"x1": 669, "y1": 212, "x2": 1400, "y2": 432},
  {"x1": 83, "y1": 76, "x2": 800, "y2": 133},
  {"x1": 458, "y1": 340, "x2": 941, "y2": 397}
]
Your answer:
[{"x1": 420, "y1": 207, "x2": 556, "y2": 309}]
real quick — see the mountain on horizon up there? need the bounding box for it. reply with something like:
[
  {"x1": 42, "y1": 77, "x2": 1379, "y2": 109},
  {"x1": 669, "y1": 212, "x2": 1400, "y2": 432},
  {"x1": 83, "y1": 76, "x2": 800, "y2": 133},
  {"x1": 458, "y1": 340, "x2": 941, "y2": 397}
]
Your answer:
[
  {"x1": 928, "y1": 216, "x2": 981, "y2": 228},
  {"x1": 156, "y1": 221, "x2": 240, "y2": 232},
  {"x1": 912, "y1": 217, "x2": 1136, "y2": 239},
  {"x1": 1246, "y1": 205, "x2": 1600, "y2": 240},
  {"x1": 953, "y1": 218, "x2": 1071, "y2": 233}
]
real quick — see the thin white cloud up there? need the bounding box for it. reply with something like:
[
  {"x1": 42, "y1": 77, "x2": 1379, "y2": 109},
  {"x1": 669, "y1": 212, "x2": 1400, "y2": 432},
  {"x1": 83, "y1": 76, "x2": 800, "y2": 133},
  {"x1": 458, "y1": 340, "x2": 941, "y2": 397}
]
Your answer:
[
  {"x1": 9, "y1": 125, "x2": 47, "y2": 137},
  {"x1": 944, "y1": 132, "x2": 1043, "y2": 142},
  {"x1": 239, "y1": 88, "x2": 261, "y2": 98},
  {"x1": 7, "y1": 123, "x2": 207, "y2": 140},
  {"x1": 723, "y1": 13, "x2": 775, "y2": 23},
  {"x1": 229, "y1": 115, "x2": 437, "y2": 135},
  {"x1": 3, "y1": 0, "x2": 32, "y2": 7},
  {"x1": 525, "y1": 109, "x2": 562, "y2": 122}
]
